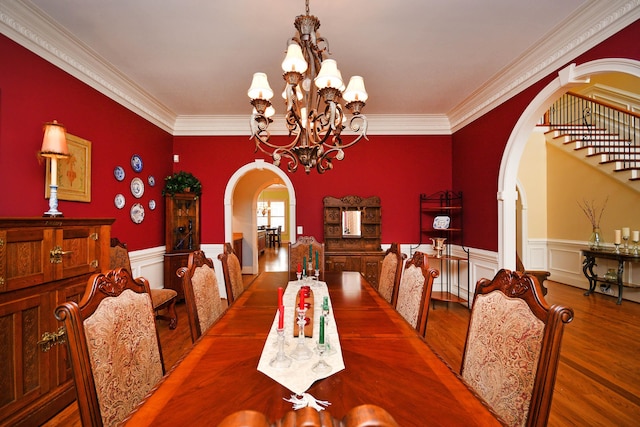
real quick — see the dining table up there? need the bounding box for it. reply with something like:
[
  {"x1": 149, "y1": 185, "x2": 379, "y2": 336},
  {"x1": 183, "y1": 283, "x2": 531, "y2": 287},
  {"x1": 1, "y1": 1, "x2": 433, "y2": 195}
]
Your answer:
[{"x1": 123, "y1": 271, "x2": 503, "y2": 426}]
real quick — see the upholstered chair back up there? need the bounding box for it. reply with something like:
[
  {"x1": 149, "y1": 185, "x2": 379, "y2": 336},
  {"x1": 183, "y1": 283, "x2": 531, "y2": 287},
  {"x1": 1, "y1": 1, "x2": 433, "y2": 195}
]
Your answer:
[
  {"x1": 218, "y1": 242, "x2": 244, "y2": 304},
  {"x1": 377, "y1": 243, "x2": 406, "y2": 306},
  {"x1": 179, "y1": 250, "x2": 225, "y2": 342},
  {"x1": 288, "y1": 236, "x2": 325, "y2": 280},
  {"x1": 55, "y1": 269, "x2": 164, "y2": 427},
  {"x1": 461, "y1": 269, "x2": 574, "y2": 427},
  {"x1": 395, "y1": 251, "x2": 439, "y2": 336}
]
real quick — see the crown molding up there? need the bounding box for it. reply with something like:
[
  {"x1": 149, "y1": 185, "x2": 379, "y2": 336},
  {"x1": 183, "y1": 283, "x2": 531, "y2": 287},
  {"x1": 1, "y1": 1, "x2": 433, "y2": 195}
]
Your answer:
[
  {"x1": 0, "y1": 0, "x2": 177, "y2": 133},
  {"x1": 173, "y1": 114, "x2": 451, "y2": 136},
  {"x1": 2, "y1": 1, "x2": 638, "y2": 136},
  {"x1": 448, "y1": 0, "x2": 640, "y2": 132}
]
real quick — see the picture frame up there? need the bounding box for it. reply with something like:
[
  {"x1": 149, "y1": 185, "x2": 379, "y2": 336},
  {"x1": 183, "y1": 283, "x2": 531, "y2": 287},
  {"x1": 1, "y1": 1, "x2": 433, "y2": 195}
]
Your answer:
[{"x1": 45, "y1": 133, "x2": 92, "y2": 202}]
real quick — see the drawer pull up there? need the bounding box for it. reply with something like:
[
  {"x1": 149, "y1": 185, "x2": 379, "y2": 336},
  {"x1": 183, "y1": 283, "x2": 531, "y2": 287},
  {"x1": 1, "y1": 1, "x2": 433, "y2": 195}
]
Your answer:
[
  {"x1": 90, "y1": 233, "x2": 98, "y2": 241},
  {"x1": 91, "y1": 259, "x2": 99, "y2": 268},
  {"x1": 50, "y1": 246, "x2": 73, "y2": 264},
  {"x1": 38, "y1": 326, "x2": 66, "y2": 352}
]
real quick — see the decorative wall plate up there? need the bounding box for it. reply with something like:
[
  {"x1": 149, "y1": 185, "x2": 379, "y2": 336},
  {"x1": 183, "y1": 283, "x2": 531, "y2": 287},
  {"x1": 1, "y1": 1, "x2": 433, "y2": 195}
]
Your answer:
[
  {"x1": 148, "y1": 199, "x2": 156, "y2": 210},
  {"x1": 148, "y1": 175, "x2": 155, "y2": 186},
  {"x1": 433, "y1": 216, "x2": 450, "y2": 230},
  {"x1": 130, "y1": 203, "x2": 145, "y2": 224},
  {"x1": 131, "y1": 154, "x2": 143, "y2": 172},
  {"x1": 114, "y1": 166, "x2": 125, "y2": 181},
  {"x1": 114, "y1": 193, "x2": 125, "y2": 209},
  {"x1": 130, "y1": 177, "x2": 144, "y2": 198}
]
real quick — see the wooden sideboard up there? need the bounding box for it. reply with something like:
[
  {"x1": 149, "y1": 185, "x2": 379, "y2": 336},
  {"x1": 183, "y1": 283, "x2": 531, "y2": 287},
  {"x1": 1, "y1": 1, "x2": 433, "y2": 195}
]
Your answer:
[
  {"x1": 0, "y1": 217, "x2": 113, "y2": 427},
  {"x1": 257, "y1": 229, "x2": 267, "y2": 255},
  {"x1": 323, "y1": 196, "x2": 384, "y2": 288}
]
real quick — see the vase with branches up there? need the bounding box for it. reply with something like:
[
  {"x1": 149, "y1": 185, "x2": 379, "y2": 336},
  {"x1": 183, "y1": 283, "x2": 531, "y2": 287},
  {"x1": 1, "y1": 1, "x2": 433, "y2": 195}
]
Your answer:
[{"x1": 578, "y1": 197, "x2": 608, "y2": 250}]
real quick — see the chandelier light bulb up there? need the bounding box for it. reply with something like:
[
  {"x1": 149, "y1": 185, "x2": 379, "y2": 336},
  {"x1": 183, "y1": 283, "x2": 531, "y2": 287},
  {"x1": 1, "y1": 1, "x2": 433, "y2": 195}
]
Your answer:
[
  {"x1": 281, "y1": 43, "x2": 308, "y2": 73},
  {"x1": 315, "y1": 59, "x2": 343, "y2": 90},
  {"x1": 343, "y1": 76, "x2": 368, "y2": 102},
  {"x1": 248, "y1": 72, "x2": 274, "y2": 100}
]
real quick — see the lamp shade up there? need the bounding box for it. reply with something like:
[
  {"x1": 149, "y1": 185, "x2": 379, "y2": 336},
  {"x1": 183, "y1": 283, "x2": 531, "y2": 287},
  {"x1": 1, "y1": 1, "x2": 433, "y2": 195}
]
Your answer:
[
  {"x1": 281, "y1": 43, "x2": 308, "y2": 73},
  {"x1": 248, "y1": 72, "x2": 274, "y2": 100},
  {"x1": 314, "y1": 59, "x2": 343, "y2": 90},
  {"x1": 343, "y1": 76, "x2": 368, "y2": 102},
  {"x1": 40, "y1": 120, "x2": 69, "y2": 156}
]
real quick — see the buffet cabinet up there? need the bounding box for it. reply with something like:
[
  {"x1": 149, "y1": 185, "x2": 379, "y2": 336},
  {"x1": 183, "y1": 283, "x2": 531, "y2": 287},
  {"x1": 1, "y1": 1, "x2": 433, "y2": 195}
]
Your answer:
[
  {"x1": 323, "y1": 195, "x2": 384, "y2": 288},
  {"x1": 0, "y1": 218, "x2": 113, "y2": 427}
]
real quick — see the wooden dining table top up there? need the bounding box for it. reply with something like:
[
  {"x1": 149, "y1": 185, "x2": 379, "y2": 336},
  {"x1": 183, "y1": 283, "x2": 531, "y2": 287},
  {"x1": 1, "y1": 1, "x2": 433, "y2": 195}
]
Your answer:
[{"x1": 124, "y1": 271, "x2": 502, "y2": 426}]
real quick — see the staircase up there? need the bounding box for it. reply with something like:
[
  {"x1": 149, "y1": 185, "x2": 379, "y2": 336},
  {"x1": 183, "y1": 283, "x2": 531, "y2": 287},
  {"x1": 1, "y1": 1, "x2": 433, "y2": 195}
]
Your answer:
[{"x1": 544, "y1": 91, "x2": 640, "y2": 192}]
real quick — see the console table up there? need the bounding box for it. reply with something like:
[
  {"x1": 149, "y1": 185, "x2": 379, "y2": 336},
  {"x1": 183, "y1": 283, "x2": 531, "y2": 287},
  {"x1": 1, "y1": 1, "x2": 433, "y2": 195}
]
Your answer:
[{"x1": 581, "y1": 248, "x2": 640, "y2": 305}]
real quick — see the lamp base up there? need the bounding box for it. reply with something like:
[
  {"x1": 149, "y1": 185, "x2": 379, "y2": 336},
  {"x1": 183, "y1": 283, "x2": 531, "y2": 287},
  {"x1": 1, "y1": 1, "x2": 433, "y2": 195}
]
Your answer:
[{"x1": 43, "y1": 212, "x2": 64, "y2": 218}]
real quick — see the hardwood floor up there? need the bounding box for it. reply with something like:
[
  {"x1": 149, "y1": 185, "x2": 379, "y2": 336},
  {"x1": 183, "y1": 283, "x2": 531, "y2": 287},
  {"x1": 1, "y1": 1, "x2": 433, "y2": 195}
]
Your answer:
[{"x1": 43, "y1": 246, "x2": 640, "y2": 426}]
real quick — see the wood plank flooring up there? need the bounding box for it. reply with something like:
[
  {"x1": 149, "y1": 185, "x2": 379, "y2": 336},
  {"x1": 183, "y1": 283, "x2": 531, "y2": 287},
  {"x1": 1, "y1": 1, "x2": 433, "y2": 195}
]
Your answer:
[{"x1": 43, "y1": 246, "x2": 640, "y2": 426}]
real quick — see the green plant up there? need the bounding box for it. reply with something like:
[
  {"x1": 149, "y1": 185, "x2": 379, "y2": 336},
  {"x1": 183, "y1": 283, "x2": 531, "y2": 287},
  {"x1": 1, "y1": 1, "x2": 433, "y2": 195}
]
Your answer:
[{"x1": 162, "y1": 171, "x2": 202, "y2": 197}]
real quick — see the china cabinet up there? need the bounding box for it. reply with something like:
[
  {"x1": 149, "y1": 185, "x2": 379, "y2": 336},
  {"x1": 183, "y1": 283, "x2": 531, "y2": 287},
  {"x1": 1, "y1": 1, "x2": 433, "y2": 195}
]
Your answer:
[
  {"x1": 0, "y1": 217, "x2": 113, "y2": 426},
  {"x1": 419, "y1": 190, "x2": 469, "y2": 306},
  {"x1": 323, "y1": 195, "x2": 384, "y2": 287},
  {"x1": 164, "y1": 193, "x2": 200, "y2": 300}
]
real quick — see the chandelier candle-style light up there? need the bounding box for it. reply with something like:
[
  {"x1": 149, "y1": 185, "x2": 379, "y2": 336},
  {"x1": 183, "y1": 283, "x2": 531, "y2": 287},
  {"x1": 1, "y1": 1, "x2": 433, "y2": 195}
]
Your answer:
[{"x1": 248, "y1": 0, "x2": 368, "y2": 174}]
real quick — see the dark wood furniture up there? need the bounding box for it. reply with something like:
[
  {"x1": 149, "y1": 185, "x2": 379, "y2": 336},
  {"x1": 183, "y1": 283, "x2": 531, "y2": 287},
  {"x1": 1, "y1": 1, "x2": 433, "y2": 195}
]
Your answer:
[
  {"x1": 419, "y1": 190, "x2": 470, "y2": 305},
  {"x1": 516, "y1": 252, "x2": 549, "y2": 296},
  {"x1": 177, "y1": 250, "x2": 225, "y2": 342},
  {"x1": 218, "y1": 242, "x2": 245, "y2": 304},
  {"x1": 55, "y1": 268, "x2": 165, "y2": 427},
  {"x1": 267, "y1": 226, "x2": 281, "y2": 248},
  {"x1": 461, "y1": 269, "x2": 574, "y2": 427},
  {"x1": 581, "y1": 248, "x2": 640, "y2": 305},
  {"x1": 218, "y1": 405, "x2": 399, "y2": 427},
  {"x1": 376, "y1": 243, "x2": 406, "y2": 306},
  {"x1": 257, "y1": 229, "x2": 267, "y2": 255},
  {"x1": 109, "y1": 237, "x2": 178, "y2": 329},
  {"x1": 123, "y1": 271, "x2": 502, "y2": 426},
  {"x1": 232, "y1": 232, "x2": 243, "y2": 268},
  {"x1": 0, "y1": 217, "x2": 113, "y2": 427},
  {"x1": 164, "y1": 193, "x2": 201, "y2": 301},
  {"x1": 395, "y1": 251, "x2": 439, "y2": 336},
  {"x1": 288, "y1": 235, "x2": 324, "y2": 280},
  {"x1": 323, "y1": 195, "x2": 384, "y2": 288}
]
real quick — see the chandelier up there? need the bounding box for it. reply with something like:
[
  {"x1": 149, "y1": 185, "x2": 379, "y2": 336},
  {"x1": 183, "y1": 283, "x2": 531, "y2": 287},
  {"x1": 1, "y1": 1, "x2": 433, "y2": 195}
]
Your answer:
[{"x1": 248, "y1": 0, "x2": 368, "y2": 174}]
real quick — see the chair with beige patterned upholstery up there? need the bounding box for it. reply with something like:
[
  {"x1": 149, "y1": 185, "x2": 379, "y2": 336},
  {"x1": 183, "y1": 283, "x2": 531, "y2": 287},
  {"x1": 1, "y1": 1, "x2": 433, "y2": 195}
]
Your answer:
[
  {"x1": 395, "y1": 251, "x2": 439, "y2": 337},
  {"x1": 288, "y1": 235, "x2": 324, "y2": 281},
  {"x1": 377, "y1": 243, "x2": 407, "y2": 306},
  {"x1": 109, "y1": 237, "x2": 177, "y2": 329},
  {"x1": 54, "y1": 268, "x2": 165, "y2": 427},
  {"x1": 218, "y1": 404, "x2": 399, "y2": 427},
  {"x1": 460, "y1": 269, "x2": 574, "y2": 427},
  {"x1": 218, "y1": 242, "x2": 245, "y2": 305},
  {"x1": 178, "y1": 250, "x2": 226, "y2": 342}
]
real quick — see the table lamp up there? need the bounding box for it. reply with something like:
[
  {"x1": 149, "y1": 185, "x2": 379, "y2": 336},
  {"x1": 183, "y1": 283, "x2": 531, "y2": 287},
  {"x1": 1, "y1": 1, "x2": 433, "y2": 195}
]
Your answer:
[{"x1": 40, "y1": 120, "x2": 69, "y2": 217}]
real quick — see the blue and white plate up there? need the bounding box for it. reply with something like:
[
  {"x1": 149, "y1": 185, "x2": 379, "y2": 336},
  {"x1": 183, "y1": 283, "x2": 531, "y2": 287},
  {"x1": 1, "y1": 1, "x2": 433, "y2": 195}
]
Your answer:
[
  {"x1": 131, "y1": 154, "x2": 143, "y2": 172},
  {"x1": 148, "y1": 175, "x2": 155, "y2": 186},
  {"x1": 114, "y1": 166, "x2": 125, "y2": 181}
]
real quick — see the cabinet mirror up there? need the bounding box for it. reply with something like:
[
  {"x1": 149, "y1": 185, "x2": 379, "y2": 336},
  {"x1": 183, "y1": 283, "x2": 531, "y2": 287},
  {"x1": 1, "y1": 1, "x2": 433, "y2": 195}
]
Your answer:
[{"x1": 342, "y1": 210, "x2": 362, "y2": 237}]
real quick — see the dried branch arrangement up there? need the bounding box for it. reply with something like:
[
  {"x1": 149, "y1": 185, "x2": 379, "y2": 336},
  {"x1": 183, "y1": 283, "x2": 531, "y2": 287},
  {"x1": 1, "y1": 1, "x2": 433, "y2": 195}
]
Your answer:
[{"x1": 577, "y1": 197, "x2": 608, "y2": 229}]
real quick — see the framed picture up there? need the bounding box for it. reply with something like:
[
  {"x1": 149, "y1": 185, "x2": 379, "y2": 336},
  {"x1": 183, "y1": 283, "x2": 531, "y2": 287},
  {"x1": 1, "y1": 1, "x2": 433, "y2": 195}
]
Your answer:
[{"x1": 45, "y1": 133, "x2": 92, "y2": 202}]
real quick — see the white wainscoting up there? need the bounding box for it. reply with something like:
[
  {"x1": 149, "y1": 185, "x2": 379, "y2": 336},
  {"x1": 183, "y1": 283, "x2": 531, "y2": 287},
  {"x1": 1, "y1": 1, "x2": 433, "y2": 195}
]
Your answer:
[{"x1": 129, "y1": 243, "x2": 228, "y2": 298}]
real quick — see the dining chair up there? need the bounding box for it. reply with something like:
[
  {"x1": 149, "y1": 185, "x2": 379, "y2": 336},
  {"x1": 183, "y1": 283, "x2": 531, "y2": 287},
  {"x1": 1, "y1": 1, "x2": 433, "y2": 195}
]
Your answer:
[
  {"x1": 377, "y1": 242, "x2": 407, "y2": 306},
  {"x1": 218, "y1": 242, "x2": 245, "y2": 304},
  {"x1": 178, "y1": 250, "x2": 226, "y2": 342},
  {"x1": 288, "y1": 235, "x2": 325, "y2": 280},
  {"x1": 218, "y1": 404, "x2": 399, "y2": 426},
  {"x1": 54, "y1": 268, "x2": 165, "y2": 427},
  {"x1": 268, "y1": 225, "x2": 282, "y2": 247},
  {"x1": 395, "y1": 251, "x2": 439, "y2": 336},
  {"x1": 460, "y1": 269, "x2": 574, "y2": 427},
  {"x1": 109, "y1": 237, "x2": 178, "y2": 329},
  {"x1": 516, "y1": 251, "x2": 550, "y2": 295}
]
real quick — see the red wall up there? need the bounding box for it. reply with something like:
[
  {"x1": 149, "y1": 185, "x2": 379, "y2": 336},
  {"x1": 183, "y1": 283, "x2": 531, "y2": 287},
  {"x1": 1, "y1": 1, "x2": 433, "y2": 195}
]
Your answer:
[
  {"x1": 453, "y1": 19, "x2": 640, "y2": 252},
  {"x1": 0, "y1": 35, "x2": 173, "y2": 250},
  {"x1": 174, "y1": 134, "x2": 453, "y2": 244}
]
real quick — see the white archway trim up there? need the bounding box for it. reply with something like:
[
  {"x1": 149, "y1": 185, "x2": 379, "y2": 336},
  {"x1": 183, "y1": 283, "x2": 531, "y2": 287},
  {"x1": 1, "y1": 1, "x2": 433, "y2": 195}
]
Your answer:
[{"x1": 498, "y1": 59, "x2": 640, "y2": 269}]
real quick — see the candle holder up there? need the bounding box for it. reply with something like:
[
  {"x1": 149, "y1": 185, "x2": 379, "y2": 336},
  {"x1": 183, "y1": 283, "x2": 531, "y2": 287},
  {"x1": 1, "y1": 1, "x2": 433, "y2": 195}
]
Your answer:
[
  {"x1": 623, "y1": 235, "x2": 630, "y2": 254},
  {"x1": 312, "y1": 342, "x2": 332, "y2": 373},
  {"x1": 633, "y1": 237, "x2": 639, "y2": 256},
  {"x1": 290, "y1": 307, "x2": 312, "y2": 360},
  {"x1": 314, "y1": 269, "x2": 320, "y2": 281},
  {"x1": 296, "y1": 271, "x2": 302, "y2": 281},
  {"x1": 614, "y1": 243, "x2": 621, "y2": 254},
  {"x1": 269, "y1": 328, "x2": 292, "y2": 368},
  {"x1": 321, "y1": 302, "x2": 336, "y2": 355}
]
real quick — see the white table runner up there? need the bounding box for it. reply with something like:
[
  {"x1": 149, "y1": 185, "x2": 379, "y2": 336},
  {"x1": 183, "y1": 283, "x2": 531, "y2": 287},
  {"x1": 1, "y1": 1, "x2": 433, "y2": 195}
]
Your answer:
[{"x1": 257, "y1": 280, "x2": 345, "y2": 395}]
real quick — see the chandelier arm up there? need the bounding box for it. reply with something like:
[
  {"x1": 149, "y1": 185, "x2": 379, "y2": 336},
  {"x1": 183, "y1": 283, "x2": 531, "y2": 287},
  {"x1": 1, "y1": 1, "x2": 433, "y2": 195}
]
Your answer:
[{"x1": 273, "y1": 147, "x2": 300, "y2": 173}]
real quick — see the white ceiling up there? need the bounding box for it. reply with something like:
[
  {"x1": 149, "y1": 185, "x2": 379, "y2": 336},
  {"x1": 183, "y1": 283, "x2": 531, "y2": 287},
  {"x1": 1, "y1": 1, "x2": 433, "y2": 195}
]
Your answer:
[{"x1": 2, "y1": 0, "x2": 639, "y2": 134}]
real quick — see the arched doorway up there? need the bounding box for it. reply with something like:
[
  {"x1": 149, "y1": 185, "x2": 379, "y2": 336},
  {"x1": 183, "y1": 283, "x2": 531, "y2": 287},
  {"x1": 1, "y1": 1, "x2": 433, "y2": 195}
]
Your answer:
[
  {"x1": 223, "y1": 160, "x2": 297, "y2": 274},
  {"x1": 498, "y1": 59, "x2": 640, "y2": 269}
]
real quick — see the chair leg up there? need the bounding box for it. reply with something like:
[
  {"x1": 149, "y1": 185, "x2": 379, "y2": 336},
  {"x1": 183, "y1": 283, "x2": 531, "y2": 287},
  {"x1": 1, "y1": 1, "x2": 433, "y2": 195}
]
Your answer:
[{"x1": 156, "y1": 298, "x2": 178, "y2": 330}]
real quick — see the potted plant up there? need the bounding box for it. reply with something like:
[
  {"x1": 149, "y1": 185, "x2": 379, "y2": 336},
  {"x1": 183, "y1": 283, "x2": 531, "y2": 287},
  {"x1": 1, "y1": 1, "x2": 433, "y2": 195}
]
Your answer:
[{"x1": 162, "y1": 171, "x2": 202, "y2": 197}]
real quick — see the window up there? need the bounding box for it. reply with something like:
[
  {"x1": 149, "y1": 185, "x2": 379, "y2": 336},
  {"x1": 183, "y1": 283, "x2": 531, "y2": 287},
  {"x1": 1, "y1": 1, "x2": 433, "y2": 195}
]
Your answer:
[{"x1": 257, "y1": 200, "x2": 286, "y2": 232}]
